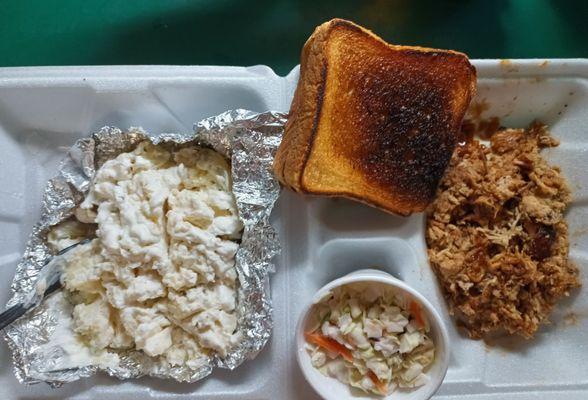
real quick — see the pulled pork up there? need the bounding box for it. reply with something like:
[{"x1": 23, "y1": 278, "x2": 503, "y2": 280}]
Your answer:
[{"x1": 426, "y1": 122, "x2": 580, "y2": 339}]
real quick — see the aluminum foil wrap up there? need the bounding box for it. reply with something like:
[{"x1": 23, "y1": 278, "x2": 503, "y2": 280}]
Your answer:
[{"x1": 4, "y1": 109, "x2": 286, "y2": 387}]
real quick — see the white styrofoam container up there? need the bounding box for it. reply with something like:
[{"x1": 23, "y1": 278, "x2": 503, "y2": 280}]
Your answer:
[{"x1": 0, "y1": 60, "x2": 587, "y2": 399}]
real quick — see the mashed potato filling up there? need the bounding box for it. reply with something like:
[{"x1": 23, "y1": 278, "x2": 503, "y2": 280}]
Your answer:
[{"x1": 49, "y1": 142, "x2": 243, "y2": 369}]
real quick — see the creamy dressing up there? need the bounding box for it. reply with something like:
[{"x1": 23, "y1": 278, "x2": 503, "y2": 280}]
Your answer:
[{"x1": 36, "y1": 293, "x2": 119, "y2": 370}]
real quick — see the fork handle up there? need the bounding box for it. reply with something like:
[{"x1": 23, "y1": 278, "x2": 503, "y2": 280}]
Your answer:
[
  {"x1": 0, "y1": 279, "x2": 62, "y2": 331},
  {"x1": 0, "y1": 239, "x2": 89, "y2": 331},
  {"x1": 0, "y1": 304, "x2": 29, "y2": 331}
]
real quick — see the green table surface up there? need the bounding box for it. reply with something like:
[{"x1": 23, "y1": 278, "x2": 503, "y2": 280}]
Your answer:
[{"x1": 1, "y1": 0, "x2": 587, "y2": 76}]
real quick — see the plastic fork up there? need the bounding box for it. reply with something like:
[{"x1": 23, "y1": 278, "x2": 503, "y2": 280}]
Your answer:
[{"x1": 0, "y1": 239, "x2": 91, "y2": 331}]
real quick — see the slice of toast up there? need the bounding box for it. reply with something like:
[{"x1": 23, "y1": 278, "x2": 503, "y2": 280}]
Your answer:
[{"x1": 274, "y1": 18, "x2": 476, "y2": 215}]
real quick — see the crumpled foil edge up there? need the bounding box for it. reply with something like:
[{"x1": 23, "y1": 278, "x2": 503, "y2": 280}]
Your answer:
[{"x1": 3, "y1": 109, "x2": 286, "y2": 387}]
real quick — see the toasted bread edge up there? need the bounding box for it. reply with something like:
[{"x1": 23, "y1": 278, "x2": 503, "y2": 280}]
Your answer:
[{"x1": 273, "y1": 21, "x2": 333, "y2": 192}]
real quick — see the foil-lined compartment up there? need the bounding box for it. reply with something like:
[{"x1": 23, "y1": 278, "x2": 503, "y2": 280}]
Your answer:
[{"x1": 3, "y1": 109, "x2": 286, "y2": 387}]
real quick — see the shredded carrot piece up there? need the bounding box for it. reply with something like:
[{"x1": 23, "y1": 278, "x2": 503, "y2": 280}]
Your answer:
[
  {"x1": 410, "y1": 300, "x2": 426, "y2": 329},
  {"x1": 305, "y1": 332, "x2": 353, "y2": 362},
  {"x1": 367, "y1": 370, "x2": 388, "y2": 395}
]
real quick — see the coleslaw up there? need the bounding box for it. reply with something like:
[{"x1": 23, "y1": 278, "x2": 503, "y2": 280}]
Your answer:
[{"x1": 305, "y1": 282, "x2": 435, "y2": 396}]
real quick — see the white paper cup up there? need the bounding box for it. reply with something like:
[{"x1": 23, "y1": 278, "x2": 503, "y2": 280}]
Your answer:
[{"x1": 295, "y1": 269, "x2": 450, "y2": 400}]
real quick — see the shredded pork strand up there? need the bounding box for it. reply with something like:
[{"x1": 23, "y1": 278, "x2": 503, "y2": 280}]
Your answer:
[{"x1": 426, "y1": 122, "x2": 580, "y2": 339}]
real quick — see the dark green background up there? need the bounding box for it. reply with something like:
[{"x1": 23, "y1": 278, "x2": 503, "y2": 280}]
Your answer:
[{"x1": 0, "y1": 0, "x2": 586, "y2": 76}]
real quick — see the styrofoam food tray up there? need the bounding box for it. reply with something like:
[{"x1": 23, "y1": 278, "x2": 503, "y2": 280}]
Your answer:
[{"x1": 0, "y1": 60, "x2": 587, "y2": 399}]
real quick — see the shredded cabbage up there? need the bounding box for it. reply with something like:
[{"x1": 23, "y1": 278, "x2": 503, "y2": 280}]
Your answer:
[{"x1": 305, "y1": 282, "x2": 435, "y2": 396}]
